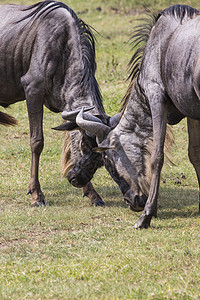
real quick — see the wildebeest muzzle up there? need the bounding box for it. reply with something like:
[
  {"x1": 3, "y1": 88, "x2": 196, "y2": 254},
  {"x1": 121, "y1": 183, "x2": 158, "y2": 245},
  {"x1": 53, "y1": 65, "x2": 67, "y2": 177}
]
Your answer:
[
  {"x1": 67, "y1": 151, "x2": 103, "y2": 188},
  {"x1": 124, "y1": 190, "x2": 148, "y2": 212}
]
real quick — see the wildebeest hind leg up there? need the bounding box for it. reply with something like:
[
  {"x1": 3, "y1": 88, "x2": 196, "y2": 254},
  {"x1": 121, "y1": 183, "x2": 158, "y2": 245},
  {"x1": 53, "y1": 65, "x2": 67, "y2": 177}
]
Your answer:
[{"x1": 187, "y1": 118, "x2": 200, "y2": 212}]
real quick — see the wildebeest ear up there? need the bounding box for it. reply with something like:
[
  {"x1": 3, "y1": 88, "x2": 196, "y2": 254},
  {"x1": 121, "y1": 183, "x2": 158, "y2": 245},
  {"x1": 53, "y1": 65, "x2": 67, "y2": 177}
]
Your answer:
[
  {"x1": 52, "y1": 121, "x2": 78, "y2": 131},
  {"x1": 109, "y1": 113, "x2": 121, "y2": 128}
]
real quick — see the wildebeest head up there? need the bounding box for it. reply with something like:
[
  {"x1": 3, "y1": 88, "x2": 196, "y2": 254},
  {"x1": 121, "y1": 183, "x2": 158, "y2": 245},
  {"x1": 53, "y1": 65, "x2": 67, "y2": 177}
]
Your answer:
[
  {"x1": 67, "y1": 131, "x2": 103, "y2": 188},
  {"x1": 53, "y1": 107, "x2": 103, "y2": 188},
  {"x1": 63, "y1": 107, "x2": 148, "y2": 211}
]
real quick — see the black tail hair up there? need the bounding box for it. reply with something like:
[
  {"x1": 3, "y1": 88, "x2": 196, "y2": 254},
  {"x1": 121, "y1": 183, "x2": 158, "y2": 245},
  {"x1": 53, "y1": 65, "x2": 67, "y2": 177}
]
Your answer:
[{"x1": 0, "y1": 111, "x2": 17, "y2": 126}]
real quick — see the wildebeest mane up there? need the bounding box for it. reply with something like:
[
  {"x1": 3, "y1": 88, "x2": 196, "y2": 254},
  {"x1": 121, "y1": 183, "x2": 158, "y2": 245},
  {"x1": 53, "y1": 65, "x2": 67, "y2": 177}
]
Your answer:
[
  {"x1": 121, "y1": 12, "x2": 158, "y2": 112},
  {"x1": 161, "y1": 4, "x2": 199, "y2": 23},
  {"x1": 18, "y1": 0, "x2": 105, "y2": 116},
  {"x1": 121, "y1": 4, "x2": 199, "y2": 112}
]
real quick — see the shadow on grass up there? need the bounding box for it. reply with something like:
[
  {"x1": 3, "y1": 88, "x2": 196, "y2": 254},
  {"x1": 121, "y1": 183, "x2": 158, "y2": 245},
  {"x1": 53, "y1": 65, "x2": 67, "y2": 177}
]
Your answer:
[
  {"x1": 2, "y1": 181, "x2": 199, "y2": 222},
  {"x1": 97, "y1": 185, "x2": 200, "y2": 218},
  {"x1": 156, "y1": 186, "x2": 199, "y2": 220},
  {"x1": 46, "y1": 182, "x2": 200, "y2": 219},
  {"x1": 39, "y1": 181, "x2": 128, "y2": 208}
]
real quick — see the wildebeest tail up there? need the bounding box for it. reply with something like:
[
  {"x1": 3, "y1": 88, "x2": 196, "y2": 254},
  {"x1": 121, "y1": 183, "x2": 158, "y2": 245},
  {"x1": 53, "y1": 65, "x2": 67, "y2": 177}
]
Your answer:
[{"x1": 0, "y1": 111, "x2": 17, "y2": 126}]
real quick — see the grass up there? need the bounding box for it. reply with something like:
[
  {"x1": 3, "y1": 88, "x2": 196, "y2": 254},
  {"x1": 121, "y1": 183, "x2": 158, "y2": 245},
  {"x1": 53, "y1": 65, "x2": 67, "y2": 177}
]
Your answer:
[{"x1": 1, "y1": 0, "x2": 200, "y2": 299}]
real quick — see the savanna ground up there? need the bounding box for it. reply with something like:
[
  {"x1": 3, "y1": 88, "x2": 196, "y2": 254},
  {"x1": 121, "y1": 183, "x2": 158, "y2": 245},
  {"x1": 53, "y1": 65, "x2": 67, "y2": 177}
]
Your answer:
[{"x1": 1, "y1": 0, "x2": 200, "y2": 299}]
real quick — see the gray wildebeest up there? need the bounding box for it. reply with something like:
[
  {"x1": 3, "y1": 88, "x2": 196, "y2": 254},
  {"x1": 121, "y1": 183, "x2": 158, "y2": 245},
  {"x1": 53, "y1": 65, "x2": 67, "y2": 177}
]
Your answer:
[
  {"x1": 0, "y1": 0, "x2": 133, "y2": 208},
  {"x1": 71, "y1": 4, "x2": 200, "y2": 228},
  {"x1": 0, "y1": 0, "x2": 111, "y2": 206}
]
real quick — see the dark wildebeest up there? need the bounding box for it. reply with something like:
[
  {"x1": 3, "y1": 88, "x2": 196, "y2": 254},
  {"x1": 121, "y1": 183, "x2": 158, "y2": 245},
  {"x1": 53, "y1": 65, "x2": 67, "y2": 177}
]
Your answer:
[
  {"x1": 70, "y1": 5, "x2": 200, "y2": 228},
  {"x1": 0, "y1": 0, "x2": 133, "y2": 207},
  {"x1": 0, "y1": 0, "x2": 111, "y2": 206}
]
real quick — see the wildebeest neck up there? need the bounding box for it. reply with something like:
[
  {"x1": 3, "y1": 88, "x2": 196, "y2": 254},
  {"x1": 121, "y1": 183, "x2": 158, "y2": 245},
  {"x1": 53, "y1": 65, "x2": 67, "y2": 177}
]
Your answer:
[{"x1": 113, "y1": 83, "x2": 153, "y2": 196}]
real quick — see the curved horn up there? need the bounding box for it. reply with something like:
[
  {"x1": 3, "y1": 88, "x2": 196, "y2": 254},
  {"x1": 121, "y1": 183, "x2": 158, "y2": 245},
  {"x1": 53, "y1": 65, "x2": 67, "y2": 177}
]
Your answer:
[
  {"x1": 61, "y1": 106, "x2": 95, "y2": 121},
  {"x1": 109, "y1": 113, "x2": 121, "y2": 128},
  {"x1": 52, "y1": 122, "x2": 78, "y2": 131},
  {"x1": 76, "y1": 108, "x2": 110, "y2": 143}
]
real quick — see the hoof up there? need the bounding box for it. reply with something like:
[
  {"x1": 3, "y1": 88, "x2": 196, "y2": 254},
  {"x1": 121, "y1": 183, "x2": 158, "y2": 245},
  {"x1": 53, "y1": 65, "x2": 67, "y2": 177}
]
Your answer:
[
  {"x1": 134, "y1": 213, "x2": 152, "y2": 229},
  {"x1": 31, "y1": 200, "x2": 49, "y2": 207},
  {"x1": 92, "y1": 199, "x2": 106, "y2": 207}
]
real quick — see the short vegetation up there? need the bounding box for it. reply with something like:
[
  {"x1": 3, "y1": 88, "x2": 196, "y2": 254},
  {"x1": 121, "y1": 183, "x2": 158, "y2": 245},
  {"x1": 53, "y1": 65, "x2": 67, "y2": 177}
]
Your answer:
[{"x1": 1, "y1": 0, "x2": 200, "y2": 299}]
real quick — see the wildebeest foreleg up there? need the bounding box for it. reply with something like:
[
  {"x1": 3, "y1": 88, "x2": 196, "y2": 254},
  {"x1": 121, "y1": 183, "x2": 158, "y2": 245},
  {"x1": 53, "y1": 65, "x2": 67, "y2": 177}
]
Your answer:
[
  {"x1": 134, "y1": 94, "x2": 167, "y2": 228},
  {"x1": 187, "y1": 118, "x2": 200, "y2": 212},
  {"x1": 27, "y1": 101, "x2": 46, "y2": 206},
  {"x1": 22, "y1": 74, "x2": 46, "y2": 206},
  {"x1": 82, "y1": 182, "x2": 105, "y2": 206}
]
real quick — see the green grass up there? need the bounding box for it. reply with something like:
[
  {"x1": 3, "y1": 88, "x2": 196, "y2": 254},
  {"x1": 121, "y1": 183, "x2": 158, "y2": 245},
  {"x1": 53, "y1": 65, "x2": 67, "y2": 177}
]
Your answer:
[{"x1": 1, "y1": 0, "x2": 200, "y2": 299}]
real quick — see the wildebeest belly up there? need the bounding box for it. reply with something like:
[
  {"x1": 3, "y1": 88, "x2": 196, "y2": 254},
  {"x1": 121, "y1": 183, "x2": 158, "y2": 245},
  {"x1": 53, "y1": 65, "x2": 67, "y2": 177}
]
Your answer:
[
  {"x1": 0, "y1": 78, "x2": 25, "y2": 105},
  {"x1": 161, "y1": 17, "x2": 200, "y2": 120}
]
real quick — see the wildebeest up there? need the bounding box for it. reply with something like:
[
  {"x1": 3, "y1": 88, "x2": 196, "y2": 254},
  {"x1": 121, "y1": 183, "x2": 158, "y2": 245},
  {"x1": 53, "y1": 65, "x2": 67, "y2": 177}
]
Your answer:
[
  {"x1": 0, "y1": 0, "x2": 134, "y2": 207},
  {"x1": 70, "y1": 5, "x2": 200, "y2": 228},
  {"x1": 0, "y1": 0, "x2": 111, "y2": 206}
]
